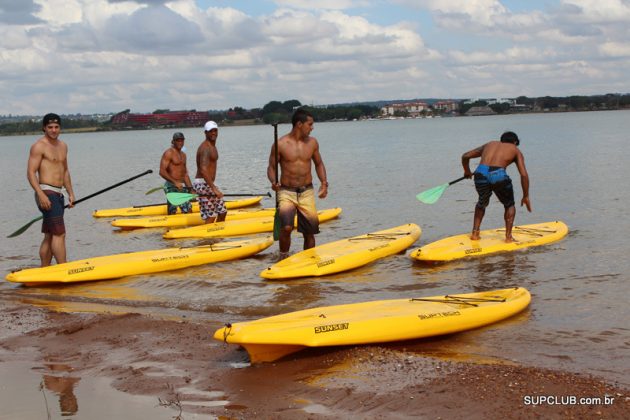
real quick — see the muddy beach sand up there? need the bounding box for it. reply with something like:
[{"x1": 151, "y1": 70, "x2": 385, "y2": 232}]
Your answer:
[{"x1": 0, "y1": 301, "x2": 627, "y2": 419}]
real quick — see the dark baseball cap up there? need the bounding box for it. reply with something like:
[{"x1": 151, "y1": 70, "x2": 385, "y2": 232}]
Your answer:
[
  {"x1": 172, "y1": 132, "x2": 185, "y2": 140},
  {"x1": 42, "y1": 113, "x2": 61, "y2": 126}
]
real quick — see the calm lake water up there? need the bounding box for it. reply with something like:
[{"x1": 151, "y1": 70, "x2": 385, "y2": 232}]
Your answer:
[{"x1": 1, "y1": 111, "x2": 628, "y2": 386}]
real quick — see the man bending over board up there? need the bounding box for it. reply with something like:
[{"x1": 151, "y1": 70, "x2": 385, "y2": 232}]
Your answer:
[
  {"x1": 27, "y1": 113, "x2": 75, "y2": 266},
  {"x1": 268, "y1": 108, "x2": 329, "y2": 258},
  {"x1": 461, "y1": 131, "x2": 531, "y2": 242}
]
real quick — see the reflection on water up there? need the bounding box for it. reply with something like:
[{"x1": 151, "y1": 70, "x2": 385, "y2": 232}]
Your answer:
[
  {"x1": 2, "y1": 112, "x2": 630, "y2": 386},
  {"x1": 41, "y1": 363, "x2": 80, "y2": 416}
]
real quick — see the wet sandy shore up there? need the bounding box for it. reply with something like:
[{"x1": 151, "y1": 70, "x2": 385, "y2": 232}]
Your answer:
[{"x1": 0, "y1": 301, "x2": 627, "y2": 419}]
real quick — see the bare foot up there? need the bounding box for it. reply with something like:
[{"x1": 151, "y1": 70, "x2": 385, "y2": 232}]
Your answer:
[
  {"x1": 505, "y1": 236, "x2": 514, "y2": 243},
  {"x1": 470, "y1": 231, "x2": 480, "y2": 241}
]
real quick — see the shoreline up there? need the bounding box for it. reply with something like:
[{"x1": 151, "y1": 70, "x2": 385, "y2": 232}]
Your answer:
[
  {"x1": 2, "y1": 108, "x2": 629, "y2": 137},
  {"x1": 1, "y1": 300, "x2": 627, "y2": 419}
]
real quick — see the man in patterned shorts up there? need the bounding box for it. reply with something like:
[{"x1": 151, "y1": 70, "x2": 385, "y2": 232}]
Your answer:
[{"x1": 193, "y1": 121, "x2": 227, "y2": 223}]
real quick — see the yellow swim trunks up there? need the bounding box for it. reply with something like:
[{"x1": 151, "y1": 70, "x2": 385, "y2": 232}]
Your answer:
[{"x1": 277, "y1": 184, "x2": 319, "y2": 235}]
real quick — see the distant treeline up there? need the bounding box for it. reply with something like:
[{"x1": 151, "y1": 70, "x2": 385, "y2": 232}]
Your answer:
[
  {"x1": 461, "y1": 93, "x2": 630, "y2": 115},
  {"x1": 204, "y1": 99, "x2": 380, "y2": 124},
  {"x1": 2, "y1": 94, "x2": 629, "y2": 135},
  {"x1": 0, "y1": 118, "x2": 101, "y2": 135}
]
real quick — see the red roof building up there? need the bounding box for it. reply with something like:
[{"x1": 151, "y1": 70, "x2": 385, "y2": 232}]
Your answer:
[{"x1": 111, "y1": 110, "x2": 210, "y2": 128}]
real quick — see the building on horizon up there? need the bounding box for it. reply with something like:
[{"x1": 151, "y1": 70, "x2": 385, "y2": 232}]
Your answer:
[
  {"x1": 111, "y1": 110, "x2": 211, "y2": 128},
  {"x1": 381, "y1": 101, "x2": 429, "y2": 117}
]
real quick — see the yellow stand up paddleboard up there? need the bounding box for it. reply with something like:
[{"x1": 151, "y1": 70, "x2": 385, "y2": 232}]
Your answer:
[
  {"x1": 213, "y1": 287, "x2": 531, "y2": 363},
  {"x1": 6, "y1": 236, "x2": 273, "y2": 285},
  {"x1": 111, "y1": 208, "x2": 276, "y2": 230},
  {"x1": 163, "y1": 208, "x2": 342, "y2": 239},
  {"x1": 410, "y1": 221, "x2": 568, "y2": 263},
  {"x1": 92, "y1": 196, "x2": 263, "y2": 218},
  {"x1": 261, "y1": 223, "x2": 421, "y2": 280}
]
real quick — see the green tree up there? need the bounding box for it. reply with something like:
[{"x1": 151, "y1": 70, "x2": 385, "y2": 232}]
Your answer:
[{"x1": 262, "y1": 112, "x2": 289, "y2": 125}]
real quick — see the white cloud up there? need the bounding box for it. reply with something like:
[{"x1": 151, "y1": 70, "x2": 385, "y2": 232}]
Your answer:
[
  {"x1": 599, "y1": 41, "x2": 630, "y2": 58},
  {"x1": 560, "y1": 0, "x2": 630, "y2": 23},
  {"x1": 273, "y1": 0, "x2": 367, "y2": 10},
  {"x1": 0, "y1": 1, "x2": 629, "y2": 115}
]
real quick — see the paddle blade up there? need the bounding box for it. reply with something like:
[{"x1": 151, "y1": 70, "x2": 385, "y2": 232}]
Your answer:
[
  {"x1": 416, "y1": 183, "x2": 449, "y2": 204},
  {"x1": 145, "y1": 186, "x2": 164, "y2": 195},
  {"x1": 273, "y1": 209, "x2": 281, "y2": 241},
  {"x1": 7, "y1": 215, "x2": 43, "y2": 238},
  {"x1": 166, "y1": 192, "x2": 198, "y2": 206}
]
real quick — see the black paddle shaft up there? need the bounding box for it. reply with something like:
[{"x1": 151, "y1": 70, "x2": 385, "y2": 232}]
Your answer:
[
  {"x1": 449, "y1": 176, "x2": 466, "y2": 186},
  {"x1": 273, "y1": 123, "x2": 279, "y2": 205},
  {"x1": 72, "y1": 169, "x2": 153, "y2": 207}
]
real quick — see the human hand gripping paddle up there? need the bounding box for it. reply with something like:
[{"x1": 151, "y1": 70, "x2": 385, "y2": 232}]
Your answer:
[
  {"x1": 416, "y1": 176, "x2": 466, "y2": 204},
  {"x1": 8, "y1": 170, "x2": 153, "y2": 238},
  {"x1": 165, "y1": 191, "x2": 272, "y2": 206}
]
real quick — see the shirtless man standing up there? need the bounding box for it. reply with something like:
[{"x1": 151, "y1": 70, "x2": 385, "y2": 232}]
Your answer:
[
  {"x1": 160, "y1": 132, "x2": 193, "y2": 215},
  {"x1": 267, "y1": 109, "x2": 328, "y2": 257},
  {"x1": 27, "y1": 113, "x2": 75, "y2": 266},
  {"x1": 193, "y1": 121, "x2": 227, "y2": 224},
  {"x1": 461, "y1": 131, "x2": 531, "y2": 242}
]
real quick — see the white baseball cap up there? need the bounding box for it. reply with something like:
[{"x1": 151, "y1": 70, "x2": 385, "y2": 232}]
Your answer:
[{"x1": 204, "y1": 121, "x2": 218, "y2": 131}]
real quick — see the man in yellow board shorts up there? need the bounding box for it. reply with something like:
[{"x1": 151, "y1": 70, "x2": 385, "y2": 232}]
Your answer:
[{"x1": 268, "y1": 109, "x2": 329, "y2": 259}]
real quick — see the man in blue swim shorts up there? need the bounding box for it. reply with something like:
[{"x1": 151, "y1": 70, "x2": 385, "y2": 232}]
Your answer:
[
  {"x1": 27, "y1": 113, "x2": 76, "y2": 266},
  {"x1": 461, "y1": 131, "x2": 531, "y2": 242}
]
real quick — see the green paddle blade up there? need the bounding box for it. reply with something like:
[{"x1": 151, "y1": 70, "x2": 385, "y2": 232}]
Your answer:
[
  {"x1": 416, "y1": 183, "x2": 449, "y2": 204},
  {"x1": 273, "y1": 209, "x2": 281, "y2": 241},
  {"x1": 166, "y1": 192, "x2": 198, "y2": 206},
  {"x1": 7, "y1": 215, "x2": 44, "y2": 238},
  {"x1": 145, "y1": 186, "x2": 164, "y2": 195}
]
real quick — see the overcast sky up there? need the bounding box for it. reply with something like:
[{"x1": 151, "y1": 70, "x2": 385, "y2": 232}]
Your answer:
[{"x1": 1, "y1": 0, "x2": 629, "y2": 115}]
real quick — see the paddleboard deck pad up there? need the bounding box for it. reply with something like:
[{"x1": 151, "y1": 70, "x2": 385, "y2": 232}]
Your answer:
[
  {"x1": 261, "y1": 223, "x2": 421, "y2": 279},
  {"x1": 163, "y1": 208, "x2": 342, "y2": 239},
  {"x1": 213, "y1": 287, "x2": 531, "y2": 363},
  {"x1": 410, "y1": 221, "x2": 568, "y2": 263},
  {"x1": 111, "y1": 208, "x2": 276, "y2": 230},
  {"x1": 92, "y1": 196, "x2": 263, "y2": 218},
  {"x1": 6, "y1": 236, "x2": 273, "y2": 284}
]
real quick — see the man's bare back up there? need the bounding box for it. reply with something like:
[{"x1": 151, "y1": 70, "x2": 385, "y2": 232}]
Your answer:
[{"x1": 478, "y1": 141, "x2": 520, "y2": 168}]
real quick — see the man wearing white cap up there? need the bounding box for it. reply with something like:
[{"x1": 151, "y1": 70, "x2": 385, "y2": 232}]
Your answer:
[{"x1": 193, "y1": 121, "x2": 227, "y2": 223}]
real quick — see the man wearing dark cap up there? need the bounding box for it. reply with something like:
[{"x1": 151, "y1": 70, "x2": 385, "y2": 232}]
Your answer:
[
  {"x1": 27, "y1": 113, "x2": 75, "y2": 266},
  {"x1": 160, "y1": 132, "x2": 193, "y2": 215},
  {"x1": 461, "y1": 131, "x2": 531, "y2": 242}
]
